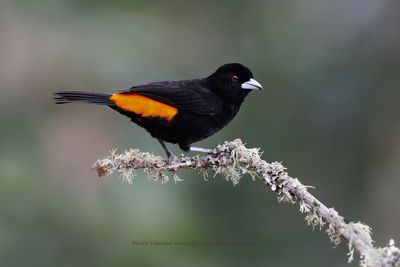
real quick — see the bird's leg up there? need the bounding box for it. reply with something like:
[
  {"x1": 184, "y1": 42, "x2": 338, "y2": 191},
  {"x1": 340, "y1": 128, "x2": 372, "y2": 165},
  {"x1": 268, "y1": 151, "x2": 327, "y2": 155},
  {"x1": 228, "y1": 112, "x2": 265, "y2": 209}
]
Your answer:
[
  {"x1": 157, "y1": 138, "x2": 179, "y2": 165},
  {"x1": 190, "y1": 146, "x2": 213, "y2": 154}
]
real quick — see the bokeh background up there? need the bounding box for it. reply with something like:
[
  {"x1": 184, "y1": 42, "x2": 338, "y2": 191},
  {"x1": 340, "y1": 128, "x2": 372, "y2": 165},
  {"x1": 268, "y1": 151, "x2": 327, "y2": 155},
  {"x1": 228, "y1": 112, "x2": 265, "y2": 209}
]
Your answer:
[{"x1": 1, "y1": 0, "x2": 400, "y2": 266}]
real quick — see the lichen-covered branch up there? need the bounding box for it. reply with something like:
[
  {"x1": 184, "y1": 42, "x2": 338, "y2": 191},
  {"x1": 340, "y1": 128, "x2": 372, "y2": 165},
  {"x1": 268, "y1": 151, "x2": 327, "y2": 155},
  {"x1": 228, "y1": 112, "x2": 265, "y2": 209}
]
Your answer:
[{"x1": 92, "y1": 139, "x2": 400, "y2": 267}]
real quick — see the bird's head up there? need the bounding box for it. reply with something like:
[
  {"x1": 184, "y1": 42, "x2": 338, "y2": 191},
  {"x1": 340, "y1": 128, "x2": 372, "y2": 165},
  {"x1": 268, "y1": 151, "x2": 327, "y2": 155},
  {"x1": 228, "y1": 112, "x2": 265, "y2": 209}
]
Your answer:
[{"x1": 207, "y1": 63, "x2": 263, "y2": 103}]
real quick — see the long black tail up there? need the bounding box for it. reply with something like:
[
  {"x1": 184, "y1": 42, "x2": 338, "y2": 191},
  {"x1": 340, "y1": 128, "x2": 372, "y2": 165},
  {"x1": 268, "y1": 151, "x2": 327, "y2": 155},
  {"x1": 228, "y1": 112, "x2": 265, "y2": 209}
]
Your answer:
[{"x1": 54, "y1": 91, "x2": 113, "y2": 105}]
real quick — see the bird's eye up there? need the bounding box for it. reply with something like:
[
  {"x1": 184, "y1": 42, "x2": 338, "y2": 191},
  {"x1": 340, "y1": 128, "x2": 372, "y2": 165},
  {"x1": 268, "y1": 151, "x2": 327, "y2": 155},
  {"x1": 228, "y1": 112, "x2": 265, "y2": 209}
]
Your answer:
[{"x1": 231, "y1": 76, "x2": 239, "y2": 83}]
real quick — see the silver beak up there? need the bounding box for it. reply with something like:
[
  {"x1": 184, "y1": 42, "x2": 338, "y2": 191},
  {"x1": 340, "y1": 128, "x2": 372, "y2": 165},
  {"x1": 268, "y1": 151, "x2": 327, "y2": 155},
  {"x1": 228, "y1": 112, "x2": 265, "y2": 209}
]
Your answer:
[{"x1": 241, "y1": 78, "x2": 263, "y2": 90}]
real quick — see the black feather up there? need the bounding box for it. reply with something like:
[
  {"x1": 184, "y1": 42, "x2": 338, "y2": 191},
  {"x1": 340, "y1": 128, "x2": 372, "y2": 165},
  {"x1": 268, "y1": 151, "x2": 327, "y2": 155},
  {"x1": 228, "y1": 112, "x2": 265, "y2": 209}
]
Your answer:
[
  {"x1": 54, "y1": 91, "x2": 112, "y2": 105},
  {"x1": 53, "y1": 63, "x2": 261, "y2": 155}
]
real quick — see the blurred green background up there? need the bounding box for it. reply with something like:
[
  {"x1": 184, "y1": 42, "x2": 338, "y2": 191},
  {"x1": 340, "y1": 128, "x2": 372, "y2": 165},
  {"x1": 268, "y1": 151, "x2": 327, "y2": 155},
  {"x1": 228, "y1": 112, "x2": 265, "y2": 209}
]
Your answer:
[{"x1": 1, "y1": 0, "x2": 400, "y2": 266}]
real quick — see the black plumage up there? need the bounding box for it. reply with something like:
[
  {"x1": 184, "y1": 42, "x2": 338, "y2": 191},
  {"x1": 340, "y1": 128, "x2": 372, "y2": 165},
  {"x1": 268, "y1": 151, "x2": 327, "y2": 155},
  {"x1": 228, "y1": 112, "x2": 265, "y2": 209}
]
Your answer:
[{"x1": 54, "y1": 63, "x2": 262, "y2": 160}]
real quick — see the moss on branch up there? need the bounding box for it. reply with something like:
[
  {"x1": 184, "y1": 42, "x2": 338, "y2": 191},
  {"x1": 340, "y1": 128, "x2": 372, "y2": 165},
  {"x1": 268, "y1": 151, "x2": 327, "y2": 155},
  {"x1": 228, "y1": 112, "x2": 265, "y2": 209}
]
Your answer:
[{"x1": 92, "y1": 139, "x2": 400, "y2": 267}]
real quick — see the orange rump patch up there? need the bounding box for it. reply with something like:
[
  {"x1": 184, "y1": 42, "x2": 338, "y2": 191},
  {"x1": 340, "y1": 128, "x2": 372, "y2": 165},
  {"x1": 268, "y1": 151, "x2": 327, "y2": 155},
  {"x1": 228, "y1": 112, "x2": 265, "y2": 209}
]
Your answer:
[{"x1": 110, "y1": 93, "x2": 178, "y2": 121}]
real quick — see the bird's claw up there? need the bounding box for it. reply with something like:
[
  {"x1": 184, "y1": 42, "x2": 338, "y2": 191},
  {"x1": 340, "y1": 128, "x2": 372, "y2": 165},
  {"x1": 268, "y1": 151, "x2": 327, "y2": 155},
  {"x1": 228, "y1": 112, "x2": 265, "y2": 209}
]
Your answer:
[
  {"x1": 167, "y1": 154, "x2": 180, "y2": 166},
  {"x1": 189, "y1": 147, "x2": 213, "y2": 154}
]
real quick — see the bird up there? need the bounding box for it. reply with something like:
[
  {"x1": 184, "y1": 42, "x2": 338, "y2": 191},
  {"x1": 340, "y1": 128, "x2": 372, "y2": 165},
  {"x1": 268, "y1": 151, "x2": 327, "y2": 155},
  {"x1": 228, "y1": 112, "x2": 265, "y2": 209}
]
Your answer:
[{"x1": 54, "y1": 63, "x2": 262, "y2": 163}]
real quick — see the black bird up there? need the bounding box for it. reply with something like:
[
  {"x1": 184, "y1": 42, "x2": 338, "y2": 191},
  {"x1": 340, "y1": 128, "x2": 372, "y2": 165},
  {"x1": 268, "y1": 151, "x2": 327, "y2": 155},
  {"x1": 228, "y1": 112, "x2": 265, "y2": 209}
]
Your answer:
[{"x1": 54, "y1": 63, "x2": 262, "y2": 162}]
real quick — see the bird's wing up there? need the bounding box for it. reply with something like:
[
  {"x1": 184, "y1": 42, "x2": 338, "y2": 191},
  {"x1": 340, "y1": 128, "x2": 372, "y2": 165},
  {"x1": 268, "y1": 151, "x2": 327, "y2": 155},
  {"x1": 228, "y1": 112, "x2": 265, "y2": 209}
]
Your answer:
[{"x1": 116, "y1": 80, "x2": 221, "y2": 116}]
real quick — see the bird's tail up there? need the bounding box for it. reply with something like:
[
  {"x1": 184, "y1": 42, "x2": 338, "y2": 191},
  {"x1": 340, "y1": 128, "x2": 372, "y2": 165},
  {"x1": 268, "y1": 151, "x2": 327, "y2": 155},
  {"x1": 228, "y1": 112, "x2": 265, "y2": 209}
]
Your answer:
[{"x1": 54, "y1": 91, "x2": 113, "y2": 105}]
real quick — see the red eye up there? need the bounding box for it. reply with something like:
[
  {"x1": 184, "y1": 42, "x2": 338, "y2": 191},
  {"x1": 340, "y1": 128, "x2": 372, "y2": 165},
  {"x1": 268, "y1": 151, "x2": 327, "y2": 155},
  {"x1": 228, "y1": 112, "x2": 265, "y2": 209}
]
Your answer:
[{"x1": 232, "y1": 76, "x2": 238, "y2": 83}]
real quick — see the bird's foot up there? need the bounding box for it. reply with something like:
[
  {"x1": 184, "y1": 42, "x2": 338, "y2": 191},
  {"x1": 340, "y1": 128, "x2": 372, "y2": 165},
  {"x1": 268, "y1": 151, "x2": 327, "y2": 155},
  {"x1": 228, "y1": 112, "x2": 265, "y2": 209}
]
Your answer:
[
  {"x1": 189, "y1": 146, "x2": 213, "y2": 154},
  {"x1": 167, "y1": 153, "x2": 180, "y2": 166}
]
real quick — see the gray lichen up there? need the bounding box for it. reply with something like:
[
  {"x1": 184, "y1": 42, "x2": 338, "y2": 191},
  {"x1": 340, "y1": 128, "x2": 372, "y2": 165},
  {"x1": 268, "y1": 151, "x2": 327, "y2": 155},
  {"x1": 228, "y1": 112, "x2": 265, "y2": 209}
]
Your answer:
[{"x1": 92, "y1": 139, "x2": 400, "y2": 266}]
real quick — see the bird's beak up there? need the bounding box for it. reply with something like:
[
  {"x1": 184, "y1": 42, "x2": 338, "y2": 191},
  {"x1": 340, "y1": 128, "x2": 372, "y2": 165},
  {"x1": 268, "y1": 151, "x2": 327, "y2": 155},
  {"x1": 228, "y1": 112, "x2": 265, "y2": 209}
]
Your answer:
[{"x1": 241, "y1": 78, "x2": 263, "y2": 90}]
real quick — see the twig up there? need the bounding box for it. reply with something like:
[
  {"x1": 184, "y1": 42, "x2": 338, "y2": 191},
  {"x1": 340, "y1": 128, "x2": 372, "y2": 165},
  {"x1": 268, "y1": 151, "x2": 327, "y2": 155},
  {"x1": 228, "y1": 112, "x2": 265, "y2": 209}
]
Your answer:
[{"x1": 92, "y1": 139, "x2": 400, "y2": 267}]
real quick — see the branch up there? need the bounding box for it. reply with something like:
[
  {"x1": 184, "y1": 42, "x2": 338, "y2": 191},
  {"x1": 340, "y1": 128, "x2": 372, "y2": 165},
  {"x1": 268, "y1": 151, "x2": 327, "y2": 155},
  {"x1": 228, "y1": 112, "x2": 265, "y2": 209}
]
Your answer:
[{"x1": 92, "y1": 139, "x2": 400, "y2": 266}]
